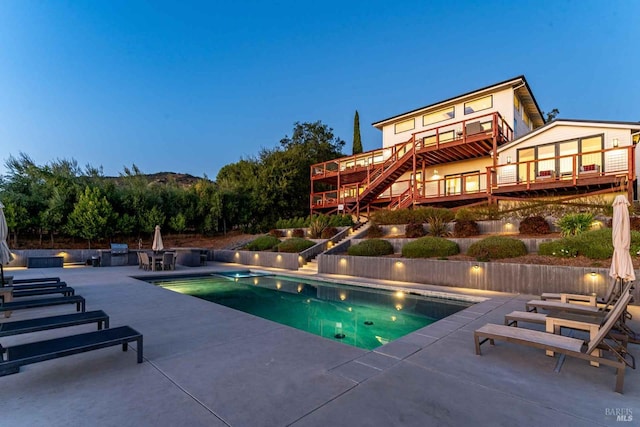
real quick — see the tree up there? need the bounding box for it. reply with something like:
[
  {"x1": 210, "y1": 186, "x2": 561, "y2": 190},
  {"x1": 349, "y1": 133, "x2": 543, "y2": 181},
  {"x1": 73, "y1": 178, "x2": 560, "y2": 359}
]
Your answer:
[
  {"x1": 352, "y1": 110, "x2": 363, "y2": 154},
  {"x1": 66, "y1": 186, "x2": 114, "y2": 248},
  {"x1": 542, "y1": 108, "x2": 559, "y2": 123}
]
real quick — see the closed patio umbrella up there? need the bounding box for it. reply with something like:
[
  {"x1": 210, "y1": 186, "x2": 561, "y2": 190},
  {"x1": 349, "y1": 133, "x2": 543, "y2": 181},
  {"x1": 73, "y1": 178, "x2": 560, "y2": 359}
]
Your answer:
[
  {"x1": 152, "y1": 225, "x2": 164, "y2": 253},
  {"x1": 610, "y1": 195, "x2": 635, "y2": 286},
  {"x1": 0, "y1": 201, "x2": 15, "y2": 288}
]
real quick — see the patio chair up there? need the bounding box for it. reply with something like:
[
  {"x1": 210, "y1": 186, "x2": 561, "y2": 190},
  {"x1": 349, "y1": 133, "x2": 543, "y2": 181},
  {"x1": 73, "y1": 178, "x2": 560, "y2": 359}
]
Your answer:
[
  {"x1": 474, "y1": 291, "x2": 635, "y2": 393},
  {"x1": 0, "y1": 325, "x2": 143, "y2": 376},
  {"x1": 161, "y1": 252, "x2": 174, "y2": 271},
  {"x1": 139, "y1": 252, "x2": 151, "y2": 271},
  {"x1": 0, "y1": 310, "x2": 109, "y2": 338},
  {"x1": 10, "y1": 281, "x2": 68, "y2": 291}
]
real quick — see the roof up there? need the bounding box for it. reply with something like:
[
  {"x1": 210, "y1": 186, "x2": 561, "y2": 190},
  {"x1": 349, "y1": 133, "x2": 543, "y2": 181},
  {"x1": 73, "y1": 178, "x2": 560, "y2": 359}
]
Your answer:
[
  {"x1": 372, "y1": 75, "x2": 544, "y2": 129},
  {"x1": 497, "y1": 118, "x2": 640, "y2": 152}
]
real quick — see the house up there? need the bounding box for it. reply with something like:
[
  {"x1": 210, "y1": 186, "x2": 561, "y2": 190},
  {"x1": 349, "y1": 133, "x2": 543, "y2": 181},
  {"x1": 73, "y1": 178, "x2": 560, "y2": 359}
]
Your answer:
[{"x1": 310, "y1": 76, "x2": 640, "y2": 216}]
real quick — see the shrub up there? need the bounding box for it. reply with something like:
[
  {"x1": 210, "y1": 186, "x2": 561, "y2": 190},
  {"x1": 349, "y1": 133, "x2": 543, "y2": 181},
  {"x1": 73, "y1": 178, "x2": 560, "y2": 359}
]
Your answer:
[
  {"x1": 630, "y1": 217, "x2": 640, "y2": 232},
  {"x1": 269, "y1": 229, "x2": 284, "y2": 237},
  {"x1": 401, "y1": 236, "x2": 459, "y2": 258},
  {"x1": 467, "y1": 236, "x2": 528, "y2": 259},
  {"x1": 277, "y1": 237, "x2": 315, "y2": 253},
  {"x1": 347, "y1": 239, "x2": 394, "y2": 256},
  {"x1": 245, "y1": 235, "x2": 280, "y2": 251},
  {"x1": 308, "y1": 215, "x2": 330, "y2": 238},
  {"x1": 328, "y1": 214, "x2": 354, "y2": 227},
  {"x1": 539, "y1": 228, "x2": 640, "y2": 259},
  {"x1": 427, "y1": 216, "x2": 449, "y2": 237},
  {"x1": 454, "y1": 208, "x2": 477, "y2": 221},
  {"x1": 519, "y1": 216, "x2": 551, "y2": 235},
  {"x1": 557, "y1": 213, "x2": 594, "y2": 236},
  {"x1": 453, "y1": 220, "x2": 480, "y2": 237},
  {"x1": 321, "y1": 226, "x2": 338, "y2": 239},
  {"x1": 292, "y1": 228, "x2": 305, "y2": 238},
  {"x1": 405, "y1": 221, "x2": 425, "y2": 238},
  {"x1": 370, "y1": 207, "x2": 453, "y2": 225},
  {"x1": 367, "y1": 223, "x2": 384, "y2": 238}
]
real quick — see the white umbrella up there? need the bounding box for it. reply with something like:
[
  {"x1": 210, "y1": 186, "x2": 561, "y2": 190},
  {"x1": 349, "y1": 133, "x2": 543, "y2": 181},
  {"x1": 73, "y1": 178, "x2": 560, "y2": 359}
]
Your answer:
[
  {"x1": 610, "y1": 195, "x2": 635, "y2": 289},
  {"x1": 0, "y1": 201, "x2": 15, "y2": 288},
  {"x1": 152, "y1": 225, "x2": 164, "y2": 253}
]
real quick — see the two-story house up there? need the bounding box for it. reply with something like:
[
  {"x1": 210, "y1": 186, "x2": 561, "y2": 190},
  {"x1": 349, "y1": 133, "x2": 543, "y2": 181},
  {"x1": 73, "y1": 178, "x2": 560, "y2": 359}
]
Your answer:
[{"x1": 310, "y1": 75, "x2": 640, "y2": 216}]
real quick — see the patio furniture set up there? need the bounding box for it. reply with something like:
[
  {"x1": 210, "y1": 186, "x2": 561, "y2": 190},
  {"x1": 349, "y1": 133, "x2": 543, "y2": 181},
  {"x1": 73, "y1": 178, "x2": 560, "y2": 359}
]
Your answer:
[{"x1": 138, "y1": 251, "x2": 176, "y2": 271}]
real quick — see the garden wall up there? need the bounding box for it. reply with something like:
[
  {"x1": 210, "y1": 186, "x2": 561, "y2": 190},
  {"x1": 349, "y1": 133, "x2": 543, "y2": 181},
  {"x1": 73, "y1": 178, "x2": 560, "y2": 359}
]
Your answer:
[
  {"x1": 350, "y1": 237, "x2": 556, "y2": 254},
  {"x1": 317, "y1": 254, "x2": 640, "y2": 304},
  {"x1": 213, "y1": 250, "x2": 302, "y2": 270},
  {"x1": 8, "y1": 249, "x2": 100, "y2": 267}
]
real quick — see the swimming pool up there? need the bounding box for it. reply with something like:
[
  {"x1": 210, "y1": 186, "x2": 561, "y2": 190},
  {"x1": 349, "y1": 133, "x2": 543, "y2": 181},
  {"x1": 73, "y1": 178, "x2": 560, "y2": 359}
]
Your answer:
[{"x1": 149, "y1": 272, "x2": 474, "y2": 350}]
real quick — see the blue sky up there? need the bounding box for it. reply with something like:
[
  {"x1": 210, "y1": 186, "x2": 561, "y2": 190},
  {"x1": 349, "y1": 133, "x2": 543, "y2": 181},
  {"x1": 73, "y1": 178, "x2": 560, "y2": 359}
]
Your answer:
[{"x1": 0, "y1": 0, "x2": 638, "y2": 179}]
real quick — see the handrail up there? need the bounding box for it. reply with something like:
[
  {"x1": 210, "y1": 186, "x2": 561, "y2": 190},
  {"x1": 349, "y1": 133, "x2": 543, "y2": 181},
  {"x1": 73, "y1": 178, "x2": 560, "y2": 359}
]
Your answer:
[{"x1": 299, "y1": 225, "x2": 353, "y2": 262}]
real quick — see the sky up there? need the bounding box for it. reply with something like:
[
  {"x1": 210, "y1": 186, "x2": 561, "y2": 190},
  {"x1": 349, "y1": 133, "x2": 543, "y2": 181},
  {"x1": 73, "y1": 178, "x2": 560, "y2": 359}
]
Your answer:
[{"x1": 0, "y1": 0, "x2": 638, "y2": 179}]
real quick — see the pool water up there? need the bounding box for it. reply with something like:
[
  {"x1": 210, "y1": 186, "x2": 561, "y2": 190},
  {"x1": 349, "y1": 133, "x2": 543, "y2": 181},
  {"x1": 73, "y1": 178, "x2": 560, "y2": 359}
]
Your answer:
[{"x1": 151, "y1": 273, "x2": 472, "y2": 350}]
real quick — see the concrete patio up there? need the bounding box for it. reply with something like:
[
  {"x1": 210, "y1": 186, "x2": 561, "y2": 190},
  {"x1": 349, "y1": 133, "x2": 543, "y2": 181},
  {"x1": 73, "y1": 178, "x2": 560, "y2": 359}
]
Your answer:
[{"x1": 1, "y1": 263, "x2": 638, "y2": 426}]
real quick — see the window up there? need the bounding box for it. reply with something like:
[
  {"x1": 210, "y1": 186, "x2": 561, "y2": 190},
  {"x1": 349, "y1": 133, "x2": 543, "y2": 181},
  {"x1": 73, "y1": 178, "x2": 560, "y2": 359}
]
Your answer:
[
  {"x1": 523, "y1": 112, "x2": 532, "y2": 130},
  {"x1": 423, "y1": 130, "x2": 455, "y2": 146},
  {"x1": 423, "y1": 107, "x2": 455, "y2": 126},
  {"x1": 394, "y1": 118, "x2": 415, "y2": 134},
  {"x1": 514, "y1": 96, "x2": 521, "y2": 113},
  {"x1": 464, "y1": 95, "x2": 493, "y2": 114},
  {"x1": 518, "y1": 148, "x2": 535, "y2": 182}
]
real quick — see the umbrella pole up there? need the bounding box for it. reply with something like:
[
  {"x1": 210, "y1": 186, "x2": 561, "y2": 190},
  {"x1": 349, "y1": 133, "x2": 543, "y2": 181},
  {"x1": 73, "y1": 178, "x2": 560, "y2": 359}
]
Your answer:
[{"x1": 1, "y1": 263, "x2": 4, "y2": 288}]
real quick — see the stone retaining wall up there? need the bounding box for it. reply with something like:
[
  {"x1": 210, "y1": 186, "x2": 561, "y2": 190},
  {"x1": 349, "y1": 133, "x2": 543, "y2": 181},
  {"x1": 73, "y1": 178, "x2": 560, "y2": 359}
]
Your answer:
[{"x1": 213, "y1": 250, "x2": 301, "y2": 270}]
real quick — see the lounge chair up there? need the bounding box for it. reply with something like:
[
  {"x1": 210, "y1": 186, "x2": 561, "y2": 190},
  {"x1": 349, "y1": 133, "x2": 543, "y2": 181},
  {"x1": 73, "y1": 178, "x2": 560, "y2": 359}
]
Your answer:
[
  {"x1": 0, "y1": 295, "x2": 86, "y2": 316},
  {"x1": 474, "y1": 291, "x2": 635, "y2": 393},
  {"x1": 0, "y1": 325, "x2": 143, "y2": 376},
  {"x1": 12, "y1": 277, "x2": 61, "y2": 285},
  {"x1": 11, "y1": 281, "x2": 68, "y2": 291},
  {"x1": 525, "y1": 281, "x2": 632, "y2": 316},
  {"x1": 0, "y1": 310, "x2": 109, "y2": 338},
  {"x1": 540, "y1": 278, "x2": 618, "y2": 307},
  {"x1": 10, "y1": 286, "x2": 75, "y2": 299}
]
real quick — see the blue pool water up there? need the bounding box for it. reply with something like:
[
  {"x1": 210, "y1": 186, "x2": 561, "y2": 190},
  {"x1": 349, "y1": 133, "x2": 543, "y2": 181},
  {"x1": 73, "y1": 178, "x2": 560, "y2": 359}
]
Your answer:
[{"x1": 149, "y1": 272, "x2": 473, "y2": 350}]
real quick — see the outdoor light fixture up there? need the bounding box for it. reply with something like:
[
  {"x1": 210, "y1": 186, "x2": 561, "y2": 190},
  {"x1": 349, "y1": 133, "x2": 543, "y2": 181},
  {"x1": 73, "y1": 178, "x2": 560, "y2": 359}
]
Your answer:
[
  {"x1": 613, "y1": 138, "x2": 619, "y2": 147},
  {"x1": 473, "y1": 264, "x2": 480, "y2": 271},
  {"x1": 591, "y1": 271, "x2": 597, "y2": 277},
  {"x1": 507, "y1": 156, "x2": 512, "y2": 164}
]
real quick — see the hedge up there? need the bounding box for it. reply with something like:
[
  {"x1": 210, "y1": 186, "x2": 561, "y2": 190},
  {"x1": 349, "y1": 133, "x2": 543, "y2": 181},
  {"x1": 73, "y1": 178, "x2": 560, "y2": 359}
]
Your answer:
[
  {"x1": 277, "y1": 237, "x2": 315, "y2": 253},
  {"x1": 467, "y1": 236, "x2": 528, "y2": 260},
  {"x1": 401, "y1": 237, "x2": 460, "y2": 258},
  {"x1": 245, "y1": 235, "x2": 281, "y2": 251},
  {"x1": 347, "y1": 239, "x2": 394, "y2": 256}
]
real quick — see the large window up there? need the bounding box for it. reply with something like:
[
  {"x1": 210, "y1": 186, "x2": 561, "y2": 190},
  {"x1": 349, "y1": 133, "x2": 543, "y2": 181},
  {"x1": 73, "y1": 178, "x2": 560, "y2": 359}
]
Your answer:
[
  {"x1": 464, "y1": 95, "x2": 493, "y2": 114},
  {"x1": 423, "y1": 107, "x2": 455, "y2": 126},
  {"x1": 394, "y1": 118, "x2": 415, "y2": 134},
  {"x1": 514, "y1": 96, "x2": 521, "y2": 113}
]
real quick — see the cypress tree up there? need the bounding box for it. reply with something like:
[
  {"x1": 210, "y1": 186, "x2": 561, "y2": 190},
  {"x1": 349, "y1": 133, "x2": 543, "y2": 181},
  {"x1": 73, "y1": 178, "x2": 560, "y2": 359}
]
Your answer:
[{"x1": 352, "y1": 110, "x2": 363, "y2": 154}]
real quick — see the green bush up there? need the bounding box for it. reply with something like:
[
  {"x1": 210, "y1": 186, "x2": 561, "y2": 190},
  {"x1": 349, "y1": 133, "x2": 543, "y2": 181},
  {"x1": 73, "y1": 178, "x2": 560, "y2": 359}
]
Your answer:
[
  {"x1": 557, "y1": 213, "x2": 594, "y2": 236},
  {"x1": 405, "y1": 221, "x2": 425, "y2": 238},
  {"x1": 308, "y1": 215, "x2": 330, "y2": 238},
  {"x1": 519, "y1": 216, "x2": 551, "y2": 235},
  {"x1": 367, "y1": 223, "x2": 384, "y2": 238},
  {"x1": 321, "y1": 226, "x2": 338, "y2": 239},
  {"x1": 427, "y1": 216, "x2": 449, "y2": 237},
  {"x1": 539, "y1": 228, "x2": 640, "y2": 259},
  {"x1": 401, "y1": 236, "x2": 460, "y2": 258},
  {"x1": 370, "y1": 207, "x2": 453, "y2": 225},
  {"x1": 277, "y1": 237, "x2": 315, "y2": 253},
  {"x1": 292, "y1": 228, "x2": 305, "y2": 238},
  {"x1": 467, "y1": 236, "x2": 528, "y2": 260},
  {"x1": 453, "y1": 220, "x2": 480, "y2": 237},
  {"x1": 347, "y1": 239, "x2": 394, "y2": 256},
  {"x1": 454, "y1": 208, "x2": 477, "y2": 221},
  {"x1": 245, "y1": 235, "x2": 280, "y2": 251},
  {"x1": 275, "y1": 214, "x2": 353, "y2": 229}
]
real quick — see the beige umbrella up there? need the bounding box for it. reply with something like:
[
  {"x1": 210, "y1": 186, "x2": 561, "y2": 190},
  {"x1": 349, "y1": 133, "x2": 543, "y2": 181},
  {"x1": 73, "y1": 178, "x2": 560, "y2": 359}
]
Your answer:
[
  {"x1": 610, "y1": 195, "x2": 635, "y2": 300},
  {"x1": 152, "y1": 225, "x2": 164, "y2": 253},
  {"x1": 0, "y1": 201, "x2": 15, "y2": 288}
]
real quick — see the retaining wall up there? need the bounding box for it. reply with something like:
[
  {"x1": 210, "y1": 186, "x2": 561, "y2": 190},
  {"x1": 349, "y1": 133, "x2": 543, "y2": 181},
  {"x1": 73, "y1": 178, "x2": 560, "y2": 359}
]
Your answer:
[
  {"x1": 317, "y1": 254, "x2": 640, "y2": 304},
  {"x1": 350, "y1": 237, "x2": 556, "y2": 254},
  {"x1": 213, "y1": 250, "x2": 302, "y2": 270}
]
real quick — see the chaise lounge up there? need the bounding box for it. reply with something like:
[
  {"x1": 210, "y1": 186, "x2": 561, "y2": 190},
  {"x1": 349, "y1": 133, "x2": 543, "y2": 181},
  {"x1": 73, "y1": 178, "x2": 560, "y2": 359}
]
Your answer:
[
  {"x1": 0, "y1": 325, "x2": 143, "y2": 376},
  {"x1": 0, "y1": 310, "x2": 109, "y2": 338},
  {"x1": 0, "y1": 295, "x2": 86, "y2": 316},
  {"x1": 474, "y1": 292, "x2": 635, "y2": 393}
]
